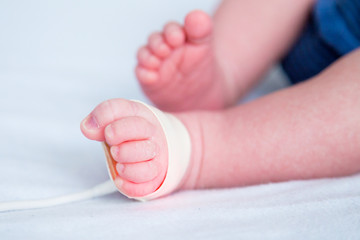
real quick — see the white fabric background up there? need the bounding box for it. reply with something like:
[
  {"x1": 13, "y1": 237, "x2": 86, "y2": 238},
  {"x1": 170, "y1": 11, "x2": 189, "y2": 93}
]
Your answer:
[{"x1": 1, "y1": 1, "x2": 359, "y2": 239}]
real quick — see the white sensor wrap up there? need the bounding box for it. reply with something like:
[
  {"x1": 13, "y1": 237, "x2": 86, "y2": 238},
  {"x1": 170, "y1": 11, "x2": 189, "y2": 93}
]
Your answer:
[{"x1": 104, "y1": 100, "x2": 192, "y2": 201}]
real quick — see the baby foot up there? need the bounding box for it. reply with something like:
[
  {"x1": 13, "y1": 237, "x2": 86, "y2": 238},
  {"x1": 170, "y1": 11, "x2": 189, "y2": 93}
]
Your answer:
[
  {"x1": 135, "y1": 10, "x2": 229, "y2": 111},
  {"x1": 80, "y1": 99, "x2": 169, "y2": 197}
]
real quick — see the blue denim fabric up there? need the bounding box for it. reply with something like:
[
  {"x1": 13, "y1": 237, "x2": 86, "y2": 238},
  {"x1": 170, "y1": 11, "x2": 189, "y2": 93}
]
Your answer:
[{"x1": 281, "y1": 0, "x2": 360, "y2": 84}]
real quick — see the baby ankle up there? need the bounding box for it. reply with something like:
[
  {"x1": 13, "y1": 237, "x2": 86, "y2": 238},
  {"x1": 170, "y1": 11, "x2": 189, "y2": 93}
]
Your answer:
[{"x1": 173, "y1": 112, "x2": 204, "y2": 190}]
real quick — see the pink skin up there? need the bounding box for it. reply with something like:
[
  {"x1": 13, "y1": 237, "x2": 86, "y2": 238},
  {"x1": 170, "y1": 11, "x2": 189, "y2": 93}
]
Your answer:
[
  {"x1": 81, "y1": 49, "x2": 360, "y2": 197},
  {"x1": 136, "y1": 10, "x2": 229, "y2": 111},
  {"x1": 180, "y1": 49, "x2": 360, "y2": 189},
  {"x1": 136, "y1": 0, "x2": 315, "y2": 112},
  {"x1": 81, "y1": 0, "x2": 360, "y2": 197},
  {"x1": 81, "y1": 100, "x2": 168, "y2": 197}
]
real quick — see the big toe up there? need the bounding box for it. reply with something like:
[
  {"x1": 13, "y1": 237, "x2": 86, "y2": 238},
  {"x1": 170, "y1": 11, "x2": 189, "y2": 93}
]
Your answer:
[{"x1": 184, "y1": 10, "x2": 212, "y2": 43}]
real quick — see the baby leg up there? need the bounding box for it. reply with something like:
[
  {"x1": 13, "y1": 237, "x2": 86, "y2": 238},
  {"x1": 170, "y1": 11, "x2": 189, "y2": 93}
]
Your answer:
[
  {"x1": 81, "y1": 50, "x2": 360, "y2": 197},
  {"x1": 183, "y1": 49, "x2": 360, "y2": 189}
]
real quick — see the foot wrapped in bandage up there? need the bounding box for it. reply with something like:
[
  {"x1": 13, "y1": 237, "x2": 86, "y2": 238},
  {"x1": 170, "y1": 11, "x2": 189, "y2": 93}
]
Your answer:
[{"x1": 101, "y1": 100, "x2": 192, "y2": 201}]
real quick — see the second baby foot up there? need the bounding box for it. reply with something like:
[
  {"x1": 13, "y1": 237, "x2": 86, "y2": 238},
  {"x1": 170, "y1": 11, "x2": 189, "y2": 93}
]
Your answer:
[
  {"x1": 81, "y1": 99, "x2": 170, "y2": 197},
  {"x1": 135, "y1": 10, "x2": 230, "y2": 112}
]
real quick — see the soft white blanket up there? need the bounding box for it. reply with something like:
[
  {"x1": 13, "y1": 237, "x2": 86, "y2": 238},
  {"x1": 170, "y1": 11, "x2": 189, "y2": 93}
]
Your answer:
[{"x1": 1, "y1": 1, "x2": 359, "y2": 239}]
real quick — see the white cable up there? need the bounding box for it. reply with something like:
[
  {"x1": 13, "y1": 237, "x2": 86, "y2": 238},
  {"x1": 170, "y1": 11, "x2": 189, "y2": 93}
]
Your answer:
[{"x1": 0, "y1": 180, "x2": 117, "y2": 212}]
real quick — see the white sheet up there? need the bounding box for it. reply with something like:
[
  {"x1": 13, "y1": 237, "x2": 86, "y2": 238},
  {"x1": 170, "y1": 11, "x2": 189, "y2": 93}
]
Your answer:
[{"x1": 1, "y1": 1, "x2": 359, "y2": 239}]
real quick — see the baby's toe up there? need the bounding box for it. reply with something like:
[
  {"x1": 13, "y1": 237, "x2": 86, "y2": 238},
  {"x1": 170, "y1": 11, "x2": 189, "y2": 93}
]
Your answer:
[
  {"x1": 163, "y1": 22, "x2": 185, "y2": 48},
  {"x1": 110, "y1": 140, "x2": 157, "y2": 163},
  {"x1": 148, "y1": 32, "x2": 171, "y2": 58},
  {"x1": 137, "y1": 46, "x2": 161, "y2": 70},
  {"x1": 135, "y1": 66, "x2": 159, "y2": 85},
  {"x1": 104, "y1": 116, "x2": 155, "y2": 146},
  {"x1": 184, "y1": 10, "x2": 212, "y2": 43},
  {"x1": 114, "y1": 177, "x2": 163, "y2": 198},
  {"x1": 116, "y1": 160, "x2": 160, "y2": 184},
  {"x1": 81, "y1": 99, "x2": 154, "y2": 141}
]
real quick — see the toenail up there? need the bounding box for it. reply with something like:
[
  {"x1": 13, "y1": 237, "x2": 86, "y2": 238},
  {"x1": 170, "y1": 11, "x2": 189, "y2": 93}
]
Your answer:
[
  {"x1": 116, "y1": 164, "x2": 124, "y2": 173},
  {"x1": 169, "y1": 28, "x2": 181, "y2": 36},
  {"x1": 105, "y1": 125, "x2": 115, "y2": 139},
  {"x1": 83, "y1": 115, "x2": 99, "y2": 130},
  {"x1": 110, "y1": 146, "x2": 119, "y2": 158}
]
